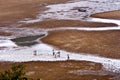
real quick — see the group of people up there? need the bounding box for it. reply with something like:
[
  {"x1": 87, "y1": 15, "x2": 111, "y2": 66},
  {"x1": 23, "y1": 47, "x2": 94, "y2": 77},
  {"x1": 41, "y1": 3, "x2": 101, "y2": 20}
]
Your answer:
[
  {"x1": 52, "y1": 49, "x2": 70, "y2": 60},
  {"x1": 52, "y1": 49, "x2": 60, "y2": 58},
  {"x1": 33, "y1": 49, "x2": 70, "y2": 60}
]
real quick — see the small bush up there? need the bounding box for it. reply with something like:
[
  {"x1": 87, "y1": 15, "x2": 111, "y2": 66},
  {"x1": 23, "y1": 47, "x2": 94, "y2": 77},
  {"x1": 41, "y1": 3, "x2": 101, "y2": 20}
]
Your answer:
[{"x1": 0, "y1": 64, "x2": 28, "y2": 80}]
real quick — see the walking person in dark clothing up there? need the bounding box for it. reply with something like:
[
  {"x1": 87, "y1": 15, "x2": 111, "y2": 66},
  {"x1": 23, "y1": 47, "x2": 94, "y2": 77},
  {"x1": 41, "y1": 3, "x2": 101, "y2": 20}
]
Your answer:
[
  {"x1": 67, "y1": 54, "x2": 70, "y2": 60},
  {"x1": 52, "y1": 49, "x2": 55, "y2": 56},
  {"x1": 33, "y1": 50, "x2": 37, "y2": 56},
  {"x1": 57, "y1": 51, "x2": 60, "y2": 57}
]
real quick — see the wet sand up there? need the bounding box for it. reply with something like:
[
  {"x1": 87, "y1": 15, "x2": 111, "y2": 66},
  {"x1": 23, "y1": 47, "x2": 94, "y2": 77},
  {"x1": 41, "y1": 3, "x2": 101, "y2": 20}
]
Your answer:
[
  {"x1": 41, "y1": 30, "x2": 120, "y2": 59},
  {"x1": 21, "y1": 20, "x2": 118, "y2": 28},
  {"x1": 0, "y1": 61, "x2": 116, "y2": 80},
  {"x1": 91, "y1": 10, "x2": 120, "y2": 20}
]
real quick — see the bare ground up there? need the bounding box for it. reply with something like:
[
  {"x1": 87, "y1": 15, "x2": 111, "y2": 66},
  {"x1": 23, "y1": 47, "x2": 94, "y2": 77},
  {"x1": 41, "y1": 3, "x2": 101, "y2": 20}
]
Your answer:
[
  {"x1": 0, "y1": 61, "x2": 115, "y2": 80},
  {"x1": 91, "y1": 10, "x2": 120, "y2": 20},
  {"x1": 21, "y1": 20, "x2": 118, "y2": 28},
  {"x1": 41, "y1": 30, "x2": 120, "y2": 59}
]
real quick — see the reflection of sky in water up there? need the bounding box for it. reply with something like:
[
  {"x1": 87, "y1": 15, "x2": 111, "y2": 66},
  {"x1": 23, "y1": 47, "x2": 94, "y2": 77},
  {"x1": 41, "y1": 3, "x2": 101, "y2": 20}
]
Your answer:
[{"x1": 11, "y1": 34, "x2": 45, "y2": 46}]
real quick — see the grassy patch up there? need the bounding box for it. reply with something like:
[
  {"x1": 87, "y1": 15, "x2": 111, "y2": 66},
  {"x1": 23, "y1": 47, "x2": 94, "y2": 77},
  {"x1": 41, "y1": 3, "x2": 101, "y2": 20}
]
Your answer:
[
  {"x1": 0, "y1": 0, "x2": 69, "y2": 26},
  {"x1": 0, "y1": 61, "x2": 115, "y2": 80},
  {"x1": 41, "y1": 30, "x2": 120, "y2": 59},
  {"x1": 91, "y1": 10, "x2": 120, "y2": 20}
]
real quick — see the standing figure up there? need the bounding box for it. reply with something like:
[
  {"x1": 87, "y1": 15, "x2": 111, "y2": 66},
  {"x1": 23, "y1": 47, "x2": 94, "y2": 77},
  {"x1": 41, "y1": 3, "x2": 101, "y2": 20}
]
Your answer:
[
  {"x1": 33, "y1": 50, "x2": 37, "y2": 56},
  {"x1": 52, "y1": 49, "x2": 55, "y2": 56},
  {"x1": 57, "y1": 51, "x2": 60, "y2": 57},
  {"x1": 54, "y1": 54, "x2": 57, "y2": 58},
  {"x1": 67, "y1": 54, "x2": 70, "y2": 60}
]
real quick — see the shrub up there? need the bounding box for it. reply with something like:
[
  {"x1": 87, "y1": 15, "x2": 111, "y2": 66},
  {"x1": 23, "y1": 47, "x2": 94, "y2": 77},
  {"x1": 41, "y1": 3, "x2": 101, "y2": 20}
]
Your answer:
[{"x1": 0, "y1": 64, "x2": 28, "y2": 80}]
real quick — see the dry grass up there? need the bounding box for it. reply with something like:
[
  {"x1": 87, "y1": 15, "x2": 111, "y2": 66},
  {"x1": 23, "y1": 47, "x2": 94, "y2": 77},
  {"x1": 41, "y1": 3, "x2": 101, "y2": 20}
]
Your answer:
[
  {"x1": 91, "y1": 10, "x2": 120, "y2": 20},
  {"x1": 0, "y1": 32, "x2": 12, "y2": 36},
  {"x1": 21, "y1": 20, "x2": 118, "y2": 28},
  {"x1": 0, "y1": 0, "x2": 69, "y2": 26},
  {"x1": 0, "y1": 61, "x2": 114, "y2": 80},
  {"x1": 41, "y1": 30, "x2": 120, "y2": 59}
]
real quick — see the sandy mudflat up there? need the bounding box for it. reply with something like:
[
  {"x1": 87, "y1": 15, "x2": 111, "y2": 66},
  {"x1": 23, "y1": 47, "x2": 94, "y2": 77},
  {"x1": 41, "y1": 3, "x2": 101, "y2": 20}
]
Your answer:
[
  {"x1": 41, "y1": 30, "x2": 120, "y2": 59},
  {"x1": 91, "y1": 10, "x2": 120, "y2": 20},
  {"x1": 0, "y1": 0, "x2": 69, "y2": 26},
  {"x1": 0, "y1": 61, "x2": 116, "y2": 80},
  {"x1": 21, "y1": 20, "x2": 118, "y2": 28}
]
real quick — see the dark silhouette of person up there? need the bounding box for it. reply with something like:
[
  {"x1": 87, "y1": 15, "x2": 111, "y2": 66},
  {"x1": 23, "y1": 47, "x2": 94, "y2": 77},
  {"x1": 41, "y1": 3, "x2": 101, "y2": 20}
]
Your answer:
[
  {"x1": 57, "y1": 51, "x2": 60, "y2": 57},
  {"x1": 33, "y1": 50, "x2": 37, "y2": 56},
  {"x1": 67, "y1": 54, "x2": 70, "y2": 60},
  {"x1": 52, "y1": 49, "x2": 55, "y2": 56}
]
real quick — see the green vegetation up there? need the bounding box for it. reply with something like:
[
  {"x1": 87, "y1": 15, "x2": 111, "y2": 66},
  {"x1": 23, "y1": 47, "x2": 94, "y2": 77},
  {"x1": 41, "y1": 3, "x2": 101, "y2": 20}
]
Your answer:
[{"x1": 0, "y1": 64, "x2": 28, "y2": 80}]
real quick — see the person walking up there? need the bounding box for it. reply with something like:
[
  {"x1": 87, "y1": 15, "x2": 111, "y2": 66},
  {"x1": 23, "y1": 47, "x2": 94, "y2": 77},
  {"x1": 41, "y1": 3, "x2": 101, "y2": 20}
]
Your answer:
[
  {"x1": 57, "y1": 51, "x2": 60, "y2": 57},
  {"x1": 67, "y1": 54, "x2": 70, "y2": 60},
  {"x1": 33, "y1": 50, "x2": 37, "y2": 56},
  {"x1": 52, "y1": 49, "x2": 55, "y2": 56}
]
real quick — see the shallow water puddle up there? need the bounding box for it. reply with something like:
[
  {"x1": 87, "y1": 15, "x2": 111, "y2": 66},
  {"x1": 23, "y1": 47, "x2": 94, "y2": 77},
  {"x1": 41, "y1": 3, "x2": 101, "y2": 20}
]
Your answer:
[{"x1": 11, "y1": 34, "x2": 45, "y2": 46}]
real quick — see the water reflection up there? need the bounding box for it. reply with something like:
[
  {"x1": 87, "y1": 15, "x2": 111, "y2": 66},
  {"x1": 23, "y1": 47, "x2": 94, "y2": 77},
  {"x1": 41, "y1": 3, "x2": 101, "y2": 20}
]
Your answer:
[{"x1": 11, "y1": 34, "x2": 45, "y2": 46}]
